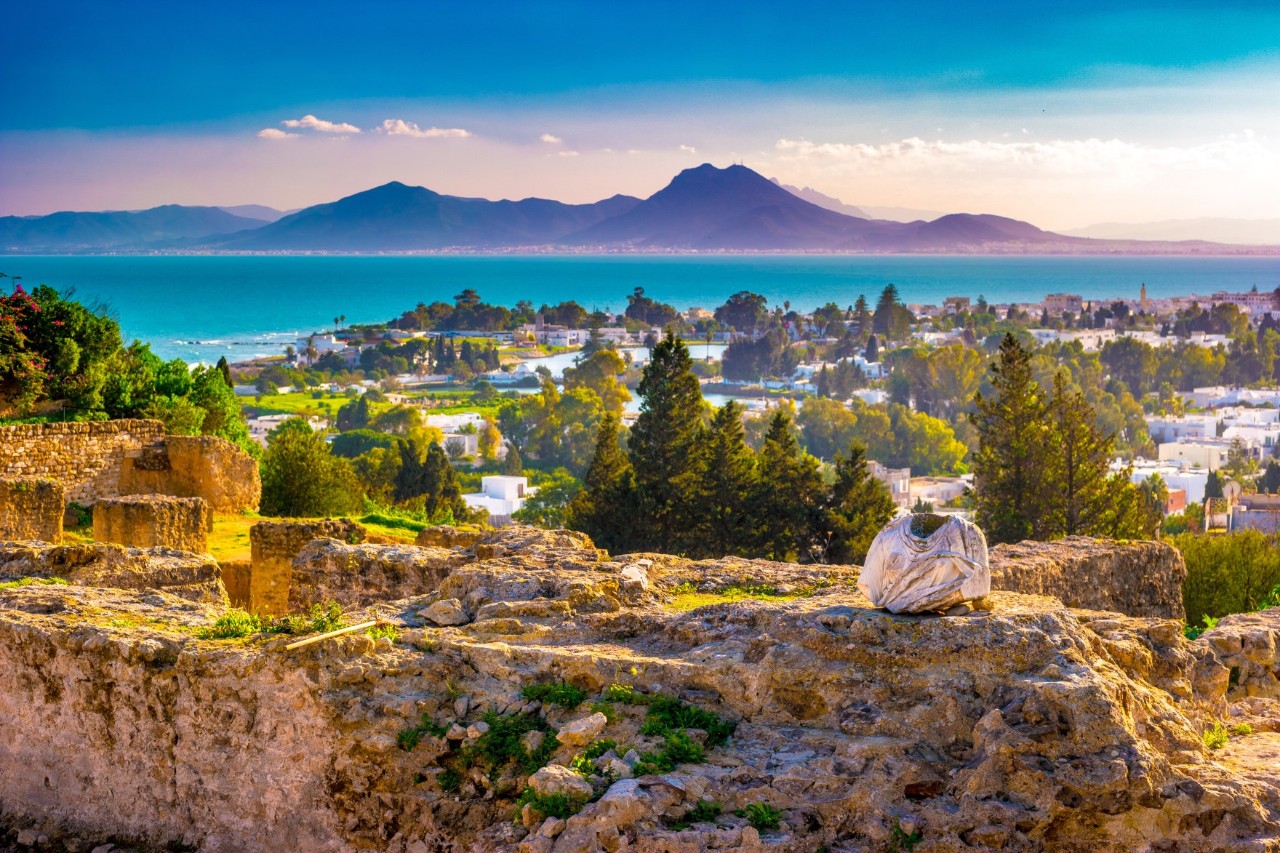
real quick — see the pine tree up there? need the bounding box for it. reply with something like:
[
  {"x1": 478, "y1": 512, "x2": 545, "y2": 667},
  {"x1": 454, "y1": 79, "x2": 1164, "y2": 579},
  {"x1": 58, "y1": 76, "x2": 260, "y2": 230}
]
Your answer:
[
  {"x1": 853, "y1": 295, "x2": 871, "y2": 345},
  {"x1": 872, "y1": 285, "x2": 900, "y2": 338},
  {"x1": 822, "y1": 442, "x2": 896, "y2": 564},
  {"x1": 215, "y1": 356, "x2": 233, "y2": 387},
  {"x1": 628, "y1": 332, "x2": 704, "y2": 551},
  {"x1": 750, "y1": 411, "x2": 824, "y2": 560},
  {"x1": 1044, "y1": 371, "x2": 1118, "y2": 538},
  {"x1": 689, "y1": 401, "x2": 758, "y2": 557},
  {"x1": 566, "y1": 413, "x2": 637, "y2": 552},
  {"x1": 972, "y1": 333, "x2": 1050, "y2": 545},
  {"x1": 502, "y1": 444, "x2": 524, "y2": 475}
]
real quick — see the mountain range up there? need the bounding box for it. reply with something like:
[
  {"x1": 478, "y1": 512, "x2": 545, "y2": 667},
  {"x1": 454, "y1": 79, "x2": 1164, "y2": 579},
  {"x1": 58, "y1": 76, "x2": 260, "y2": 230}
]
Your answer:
[{"x1": 1, "y1": 164, "x2": 1274, "y2": 254}]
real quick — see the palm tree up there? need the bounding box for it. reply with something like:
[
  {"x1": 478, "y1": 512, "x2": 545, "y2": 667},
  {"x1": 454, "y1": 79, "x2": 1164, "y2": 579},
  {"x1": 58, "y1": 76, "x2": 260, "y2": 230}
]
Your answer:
[{"x1": 304, "y1": 335, "x2": 319, "y2": 364}]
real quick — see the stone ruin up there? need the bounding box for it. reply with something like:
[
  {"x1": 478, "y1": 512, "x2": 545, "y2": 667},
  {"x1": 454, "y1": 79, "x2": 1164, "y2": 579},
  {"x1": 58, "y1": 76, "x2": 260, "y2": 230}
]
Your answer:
[
  {"x1": 0, "y1": 540, "x2": 227, "y2": 605},
  {"x1": 118, "y1": 434, "x2": 261, "y2": 513},
  {"x1": 246, "y1": 518, "x2": 369, "y2": 614},
  {"x1": 0, "y1": 477, "x2": 64, "y2": 544},
  {"x1": 0, "y1": 526, "x2": 1277, "y2": 852},
  {"x1": 92, "y1": 495, "x2": 211, "y2": 553}
]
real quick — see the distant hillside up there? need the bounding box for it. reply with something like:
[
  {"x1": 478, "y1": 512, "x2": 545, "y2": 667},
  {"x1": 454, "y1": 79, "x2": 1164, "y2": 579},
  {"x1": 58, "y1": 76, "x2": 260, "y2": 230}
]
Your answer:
[
  {"x1": 217, "y1": 204, "x2": 290, "y2": 223},
  {"x1": 216, "y1": 182, "x2": 643, "y2": 250},
  {"x1": 1065, "y1": 218, "x2": 1280, "y2": 245},
  {"x1": 0, "y1": 205, "x2": 270, "y2": 253},
  {"x1": 770, "y1": 180, "x2": 869, "y2": 218}
]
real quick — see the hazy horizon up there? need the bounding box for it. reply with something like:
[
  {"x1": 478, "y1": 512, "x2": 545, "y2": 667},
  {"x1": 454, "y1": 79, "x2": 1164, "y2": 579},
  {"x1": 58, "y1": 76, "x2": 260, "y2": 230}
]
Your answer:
[{"x1": 2, "y1": 2, "x2": 1279, "y2": 233}]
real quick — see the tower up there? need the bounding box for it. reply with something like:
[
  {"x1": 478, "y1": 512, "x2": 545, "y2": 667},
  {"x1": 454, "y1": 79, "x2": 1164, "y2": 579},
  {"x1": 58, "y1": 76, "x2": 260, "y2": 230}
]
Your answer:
[{"x1": 1140, "y1": 283, "x2": 1149, "y2": 311}]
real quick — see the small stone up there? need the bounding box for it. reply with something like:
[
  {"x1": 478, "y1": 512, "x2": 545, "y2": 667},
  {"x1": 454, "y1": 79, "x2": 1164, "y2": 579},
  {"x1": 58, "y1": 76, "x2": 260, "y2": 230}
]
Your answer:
[
  {"x1": 528, "y1": 764, "x2": 594, "y2": 800},
  {"x1": 16, "y1": 830, "x2": 38, "y2": 847},
  {"x1": 538, "y1": 817, "x2": 566, "y2": 837},
  {"x1": 522, "y1": 730, "x2": 546, "y2": 755},
  {"x1": 467, "y1": 721, "x2": 490, "y2": 739},
  {"x1": 557, "y1": 712, "x2": 608, "y2": 747},
  {"x1": 605, "y1": 757, "x2": 633, "y2": 778},
  {"x1": 454, "y1": 695, "x2": 470, "y2": 717},
  {"x1": 92, "y1": 845, "x2": 116, "y2": 853},
  {"x1": 944, "y1": 603, "x2": 973, "y2": 617},
  {"x1": 420, "y1": 599, "x2": 469, "y2": 627},
  {"x1": 446, "y1": 724, "x2": 467, "y2": 740},
  {"x1": 622, "y1": 749, "x2": 641, "y2": 766}
]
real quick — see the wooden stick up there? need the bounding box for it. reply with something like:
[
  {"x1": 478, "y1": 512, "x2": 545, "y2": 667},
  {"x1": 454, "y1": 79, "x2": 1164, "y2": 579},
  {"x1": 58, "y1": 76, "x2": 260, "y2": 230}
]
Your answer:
[{"x1": 285, "y1": 620, "x2": 378, "y2": 651}]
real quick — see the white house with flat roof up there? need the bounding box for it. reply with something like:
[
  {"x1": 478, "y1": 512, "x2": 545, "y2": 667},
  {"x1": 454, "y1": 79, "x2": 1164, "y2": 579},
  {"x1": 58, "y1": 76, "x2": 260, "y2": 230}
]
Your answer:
[{"x1": 462, "y1": 476, "x2": 532, "y2": 525}]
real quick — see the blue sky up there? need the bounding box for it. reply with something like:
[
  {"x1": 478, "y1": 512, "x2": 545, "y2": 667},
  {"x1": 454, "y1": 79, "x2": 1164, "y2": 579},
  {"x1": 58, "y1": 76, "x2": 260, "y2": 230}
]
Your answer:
[{"x1": 2, "y1": 1, "x2": 1278, "y2": 227}]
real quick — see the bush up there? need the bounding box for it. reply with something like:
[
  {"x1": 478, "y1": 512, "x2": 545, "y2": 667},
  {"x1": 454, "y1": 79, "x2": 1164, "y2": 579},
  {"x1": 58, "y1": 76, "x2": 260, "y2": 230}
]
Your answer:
[
  {"x1": 514, "y1": 788, "x2": 586, "y2": 820},
  {"x1": 735, "y1": 802, "x2": 783, "y2": 832},
  {"x1": 201, "y1": 609, "x2": 267, "y2": 639},
  {"x1": 521, "y1": 681, "x2": 588, "y2": 709},
  {"x1": 1172, "y1": 531, "x2": 1280, "y2": 626}
]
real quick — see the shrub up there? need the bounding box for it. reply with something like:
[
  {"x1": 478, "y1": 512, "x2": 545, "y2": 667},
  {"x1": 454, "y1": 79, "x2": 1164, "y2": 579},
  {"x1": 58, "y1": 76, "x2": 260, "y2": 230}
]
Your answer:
[
  {"x1": 278, "y1": 601, "x2": 345, "y2": 635},
  {"x1": 1202, "y1": 722, "x2": 1230, "y2": 750},
  {"x1": 603, "y1": 683, "x2": 637, "y2": 703},
  {"x1": 521, "y1": 681, "x2": 588, "y2": 709},
  {"x1": 397, "y1": 713, "x2": 449, "y2": 750},
  {"x1": 642, "y1": 696, "x2": 736, "y2": 747},
  {"x1": 462, "y1": 710, "x2": 558, "y2": 774},
  {"x1": 889, "y1": 819, "x2": 923, "y2": 852},
  {"x1": 367, "y1": 624, "x2": 400, "y2": 643},
  {"x1": 665, "y1": 799, "x2": 722, "y2": 830},
  {"x1": 582, "y1": 739, "x2": 616, "y2": 760},
  {"x1": 735, "y1": 802, "x2": 783, "y2": 832},
  {"x1": 514, "y1": 788, "x2": 587, "y2": 820},
  {"x1": 1173, "y1": 531, "x2": 1280, "y2": 626},
  {"x1": 201, "y1": 609, "x2": 267, "y2": 639}
]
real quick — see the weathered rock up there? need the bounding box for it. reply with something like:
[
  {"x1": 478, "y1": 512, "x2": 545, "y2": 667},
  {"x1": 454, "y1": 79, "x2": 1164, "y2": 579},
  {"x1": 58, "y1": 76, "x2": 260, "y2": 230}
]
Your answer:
[
  {"x1": 0, "y1": 476, "x2": 63, "y2": 544},
  {"x1": 416, "y1": 525, "x2": 484, "y2": 549},
  {"x1": 556, "y1": 712, "x2": 608, "y2": 747},
  {"x1": 1201, "y1": 608, "x2": 1280, "y2": 699},
  {"x1": 859, "y1": 514, "x2": 990, "y2": 614},
  {"x1": 527, "y1": 765, "x2": 594, "y2": 801},
  {"x1": 92, "y1": 495, "x2": 210, "y2": 553},
  {"x1": 420, "y1": 598, "x2": 469, "y2": 626},
  {"x1": 288, "y1": 540, "x2": 465, "y2": 611},
  {"x1": 0, "y1": 420, "x2": 165, "y2": 505},
  {"x1": 990, "y1": 536, "x2": 1187, "y2": 619},
  {"x1": 118, "y1": 434, "x2": 261, "y2": 513},
  {"x1": 247, "y1": 519, "x2": 368, "y2": 615},
  {"x1": 0, "y1": 530, "x2": 1277, "y2": 853},
  {"x1": 0, "y1": 541, "x2": 227, "y2": 605}
]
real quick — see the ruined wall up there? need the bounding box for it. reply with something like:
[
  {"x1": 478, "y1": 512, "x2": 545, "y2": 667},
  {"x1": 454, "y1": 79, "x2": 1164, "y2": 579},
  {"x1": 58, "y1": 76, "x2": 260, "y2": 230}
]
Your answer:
[
  {"x1": 989, "y1": 536, "x2": 1186, "y2": 619},
  {"x1": 289, "y1": 540, "x2": 466, "y2": 611},
  {"x1": 0, "y1": 541, "x2": 228, "y2": 605},
  {"x1": 248, "y1": 519, "x2": 367, "y2": 615},
  {"x1": 93, "y1": 496, "x2": 210, "y2": 553},
  {"x1": 0, "y1": 420, "x2": 165, "y2": 505},
  {"x1": 0, "y1": 477, "x2": 63, "y2": 544},
  {"x1": 219, "y1": 560, "x2": 251, "y2": 609},
  {"x1": 119, "y1": 435, "x2": 260, "y2": 512}
]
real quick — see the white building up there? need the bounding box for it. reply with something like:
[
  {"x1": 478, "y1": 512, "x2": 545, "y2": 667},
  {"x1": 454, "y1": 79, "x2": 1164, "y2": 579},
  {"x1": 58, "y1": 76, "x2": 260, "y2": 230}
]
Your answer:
[
  {"x1": 1126, "y1": 460, "x2": 1210, "y2": 505},
  {"x1": 1144, "y1": 415, "x2": 1216, "y2": 445},
  {"x1": 442, "y1": 432, "x2": 479, "y2": 457},
  {"x1": 1157, "y1": 441, "x2": 1231, "y2": 471},
  {"x1": 462, "y1": 476, "x2": 532, "y2": 525},
  {"x1": 248, "y1": 414, "x2": 329, "y2": 446}
]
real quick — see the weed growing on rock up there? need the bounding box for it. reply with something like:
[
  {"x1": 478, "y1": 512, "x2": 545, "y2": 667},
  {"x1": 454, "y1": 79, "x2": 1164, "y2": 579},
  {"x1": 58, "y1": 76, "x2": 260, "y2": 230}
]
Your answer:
[
  {"x1": 1203, "y1": 720, "x2": 1254, "y2": 750},
  {"x1": 461, "y1": 710, "x2": 558, "y2": 775},
  {"x1": 642, "y1": 695, "x2": 736, "y2": 747},
  {"x1": 736, "y1": 802, "x2": 783, "y2": 832},
  {"x1": 367, "y1": 624, "x2": 399, "y2": 643},
  {"x1": 514, "y1": 788, "x2": 586, "y2": 820},
  {"x1": 521, "y1": 681, "x2": 588, "y2": 708},
  {"x1": 589, "y1": 700, "x2": 619, "y2": 722},
  {"x1": 603, "y1": 683, "x2": 637, "y2": 703},
  {"x1": 201, "y1": 609, "x2": 268, "y2": 639},
  {"x1": 279, "y1": 601, "x2": 344, "y2": 635},
  {"x1": 665, "y1": 799, "x2": 723, "y2": 829},
  {"x1": 397, "y1": 714, "x2": 448, "y2": 751},
  {"x1": 1230, "y1": 722, "x2": 1254, "y2": 736},
  {"x1": 632, "y1": 731, "x2": 705, "y2": 775},
  {"x1": 438, "y1": 767, "x2": 462, "y2": 793},
  {"x1": 582, "y1": 739, "x2": 616, "y2": 760},
  {"x1": 889, "y1": 819, "x2": 923, "y2": 851},
  {"x1": 0, "y1": 576, "x2": 69, "y2": 590}
]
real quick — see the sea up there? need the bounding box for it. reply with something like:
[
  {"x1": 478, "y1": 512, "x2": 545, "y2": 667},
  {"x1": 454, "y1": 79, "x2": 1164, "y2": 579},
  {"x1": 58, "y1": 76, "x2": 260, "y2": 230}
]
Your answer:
[{"x1": 4, "y1": 254, "x2": 1277, "y2": 364}]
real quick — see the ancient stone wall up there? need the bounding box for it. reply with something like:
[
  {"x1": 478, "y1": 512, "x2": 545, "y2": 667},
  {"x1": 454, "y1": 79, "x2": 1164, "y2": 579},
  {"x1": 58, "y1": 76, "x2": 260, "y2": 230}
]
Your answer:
[
  {"x1": 289, "y1": 540, "x2": 466, "y2": 611},
  {"x1": 93, "y1": 496, "x2": 210, "y2": 553},
  {"x1": 248, "y1": 519, "x2": 367, "y2": 614},
  {"x1": 0, "y1": 420, "x2": 165, "y2": 505},
  {"x1": 119, "y1": 435, "x2": 260, "y2": 512},
  {"x1": 989, "y1": 536, "x2": 1186, "y2": 619},
  {"x1": 0, "y1": 541, "x2": 228, "y2": 605},
  {"x1": 219, "y1": 560, "x2": 251, "y2": 609},
  {"x1": 0, "y1": 477, "x2": 64, "y2": 544}
]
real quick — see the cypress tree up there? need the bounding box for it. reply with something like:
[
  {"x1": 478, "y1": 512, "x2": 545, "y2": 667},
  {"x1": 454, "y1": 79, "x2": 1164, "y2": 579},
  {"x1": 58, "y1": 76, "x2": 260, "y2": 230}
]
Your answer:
[
  {"x1": 822, "y1": 442, "x2": 896, "y2": 564},
  {"x1": 750, "y1": 411, "x2": 824, "y2": 561},
  {"x1": 502, "y1": 444, "x2": 524, "y2": 475},
  {"x1": 689, "y1": 401, "x2": 758, "y2": 557},
  {"x1": 872, "y1": 284, "x2": 900, "y2": 338},
  {"x1": 566, "y1": 413, "x2": 637, "y2": 552},
  {"x1": 393, "y1": 439, "x2": 466, "y2": 521},
  {"x1": 972, "y1": 333, "x2": 1050, "y2": 545},
  {"x1": 215, "y1": 356, "x2": 233, "y2": 387},
  {"x1": 864, "y1": 334, "x2": 880, "y2": 363},
  {"x1": 628, "y1": 332, "x2": 704, "y2": 551}
]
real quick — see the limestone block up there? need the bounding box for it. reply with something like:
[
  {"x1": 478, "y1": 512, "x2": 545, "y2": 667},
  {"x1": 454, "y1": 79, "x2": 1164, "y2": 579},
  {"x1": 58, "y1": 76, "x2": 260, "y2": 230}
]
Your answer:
[
  {"x1": 288, "y1": 540, "x2": 465, "y2": 611},
  {"x1": 119, "y1": 435, "x2": 260, "y2": 512},
  {"x1": 858, "y1": 514, "x2": 990, "y2": 614},
  {"x1": 248, "y1": 519, "x2": 367, "y2": 616},
  {"x1": 93, "y1": 496, "x2": 209, "y2": 553},
  {"x1": 0, "y1": 477, "x2": 63, "y2": 544}
]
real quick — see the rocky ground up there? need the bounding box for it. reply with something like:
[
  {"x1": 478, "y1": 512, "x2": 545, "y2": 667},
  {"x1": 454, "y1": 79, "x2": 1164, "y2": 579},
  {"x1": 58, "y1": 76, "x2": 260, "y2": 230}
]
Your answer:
[{"x1": 0, "y1": 528, "x2": 1277, "y2": 852}]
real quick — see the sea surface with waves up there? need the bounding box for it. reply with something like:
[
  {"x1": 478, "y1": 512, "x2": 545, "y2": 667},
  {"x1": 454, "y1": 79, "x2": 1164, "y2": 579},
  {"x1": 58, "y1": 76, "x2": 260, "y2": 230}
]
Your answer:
[{"x1": 3, "y1": 254, "x2": 1277, "y2": 363}]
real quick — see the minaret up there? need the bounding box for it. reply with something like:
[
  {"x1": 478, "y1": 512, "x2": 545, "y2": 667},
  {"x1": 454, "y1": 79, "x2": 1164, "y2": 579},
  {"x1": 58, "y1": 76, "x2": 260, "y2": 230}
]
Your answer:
[{"x1": 1140, "y1": 283, "x2": 1149, "y2": 311}]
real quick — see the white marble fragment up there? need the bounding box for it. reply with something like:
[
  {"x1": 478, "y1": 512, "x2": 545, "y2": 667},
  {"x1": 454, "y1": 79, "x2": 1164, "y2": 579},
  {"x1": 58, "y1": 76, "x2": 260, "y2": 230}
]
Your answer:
[{"x1": 858, "y1": 514, "x2": 990, "y2": 614}]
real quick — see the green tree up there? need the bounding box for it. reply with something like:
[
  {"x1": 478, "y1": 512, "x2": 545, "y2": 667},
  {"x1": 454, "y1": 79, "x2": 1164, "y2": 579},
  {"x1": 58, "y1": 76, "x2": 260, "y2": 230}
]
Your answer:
[
  {"x1": 972, "y1": 333, "x2": 1049, "y2": 544},
  {"x1": 566, "y1": 413, "x2": 638, "y2": 553},
  {"x1": 713, "y1": 291, "x2": 768, "y2": 333},
  {"x1": 628, "y1": 332, "x2": 704, "y2": 551},
  {"x1": 821, "y1": 442, "x2": 896, "y2": 565},
  {"x1": 512, "y1": 468, "x2": 581, "y2": 528},
  {"x1": 749, "y1": 411, "x2": 824, "y2": 560},
  {"x1": 259, "y1": 418, "x2": 362, "y2": 517},
  {"x1": 1043, "y1": 371, "x2": 1121, "y2": 538},
  {"x1": 393, "y1": 439, "x2": 468, "y2": 521},
  {"x1": 562, "y1": 349, "x2": 631, "y2": 414},
  {"x1": 689, "y1": 401, "x2": 758, "y2": 557},
  {"x1": 336, "y1": 395, "x2": 371, "y2": 431}
]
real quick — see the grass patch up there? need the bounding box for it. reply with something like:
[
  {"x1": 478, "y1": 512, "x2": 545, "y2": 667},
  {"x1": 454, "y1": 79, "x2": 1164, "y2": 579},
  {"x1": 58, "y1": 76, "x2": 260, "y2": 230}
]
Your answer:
[
  {"x1": 633, "y1": 730, "x2": 705, "y2": 775},
  {"x1": 460, "y1": 710, "x2": 558, "y2": 775},
  {"x1": 735, "y1": 802, "x2": 783, "y2": 832},
  {"x1": 514, "y1": 788, "x2": 587, "y2": 820},
  {"x1": 665, "y1": 800, "x2": 723, "y2": 830},
  {"x1": 0, "y1": 576, "x2": 69, "y2": 590},
  {"x1": 397, "y1": 713, "x2": 449, "y2": 751},
  {"x1": 201, "y1": 609, "x2": 269, "y2": 639},
  {"x1": 666, "y1": 580, "x2": 824, "y2": 612},
  {"x1": 589, "y1": 701, "x2": 619, "y2": 723},
  {"x1": 198, "y1": 601, "x2": 346, "y2": 641},
  {"x1": 277, "y1": 601, "x2": 345, "y2": 635},
  {"x1": 367, "y1": 624, "x2": 400, "y2": 643},
  {"x1": 1203, "y1": 720, "x2": 1254, "y2": 751},
  {"x1": 359, "y1": 512, "x2": 428, "y2": 534},
  {"x1": 641, "y1": 696, "x2": 736, "y2": 747},
  {"x1": 521, "y1": 681, "x2": 589, "y2": 709},
  {"x1": 582, "y1": 739, "x2": 616, "y2": 760}
]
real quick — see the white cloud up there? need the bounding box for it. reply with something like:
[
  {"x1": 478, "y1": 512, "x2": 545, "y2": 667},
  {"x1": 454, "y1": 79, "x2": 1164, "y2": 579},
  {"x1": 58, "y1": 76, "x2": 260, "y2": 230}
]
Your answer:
[
  {"x1": 678, "y1": 144, "x2": 697, "y2": 154},
  {"x1": 377, "y1": 119, "x2": 470, "y2": 139},
  {"x1": 257, "y1": 128, "x2": 298, "y2": 140},
  {"x1": 540, "y1": 133, "x2": 562, "y2": 144},
  {"x1": 557, "y1": 150, "x2": 580, "y2": 157},
  {"x1": 281, "y1": 114, "x2": 361, "y2": 134}
]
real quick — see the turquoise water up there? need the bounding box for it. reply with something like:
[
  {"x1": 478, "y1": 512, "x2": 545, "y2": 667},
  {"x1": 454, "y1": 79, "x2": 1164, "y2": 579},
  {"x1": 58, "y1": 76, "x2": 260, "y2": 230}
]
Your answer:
[{"x1": 3, "y1": 254, "x2": 1277, "y2": 363}]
